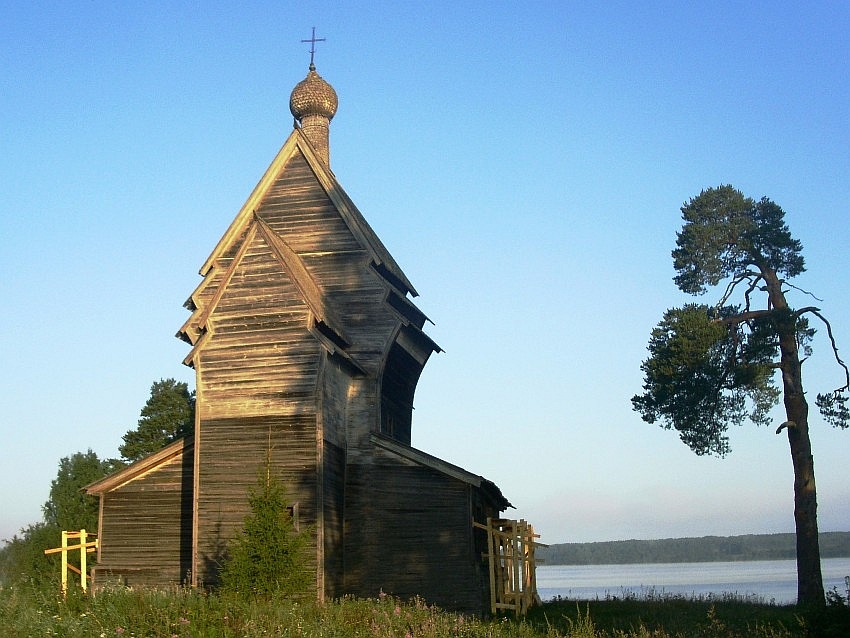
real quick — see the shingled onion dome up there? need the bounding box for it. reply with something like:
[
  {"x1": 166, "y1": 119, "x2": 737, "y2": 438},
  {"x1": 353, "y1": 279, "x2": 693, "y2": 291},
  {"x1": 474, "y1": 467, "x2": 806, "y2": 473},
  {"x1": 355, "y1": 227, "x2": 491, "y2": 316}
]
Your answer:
[{"x1": 290, "y1": 63, "x2": 338, "y2": 167}]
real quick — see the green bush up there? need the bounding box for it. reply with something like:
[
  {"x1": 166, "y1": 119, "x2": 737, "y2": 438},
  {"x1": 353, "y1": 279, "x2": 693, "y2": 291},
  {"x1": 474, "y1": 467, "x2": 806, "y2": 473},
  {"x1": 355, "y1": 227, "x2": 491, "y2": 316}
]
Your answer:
[
  {"x1": 218, "y1": 465, "x2": 312, "y2": 598},
  {"x1": 0, "y1": 522, "x2": 62, "y2": 587}
]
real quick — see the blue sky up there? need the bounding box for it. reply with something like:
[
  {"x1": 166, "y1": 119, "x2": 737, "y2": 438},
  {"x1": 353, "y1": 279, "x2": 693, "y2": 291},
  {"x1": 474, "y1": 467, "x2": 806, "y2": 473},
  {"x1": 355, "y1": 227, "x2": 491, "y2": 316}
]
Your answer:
[{"x1": 1, "y1": 1, "x2": 848, "y2": 545}]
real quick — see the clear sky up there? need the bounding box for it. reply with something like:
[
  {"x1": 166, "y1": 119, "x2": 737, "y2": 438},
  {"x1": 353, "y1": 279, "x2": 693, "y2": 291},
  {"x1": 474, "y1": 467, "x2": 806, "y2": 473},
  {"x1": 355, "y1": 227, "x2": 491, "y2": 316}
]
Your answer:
[{"x1": 1, "y1": 2, "x2": 848, "y2": 545}]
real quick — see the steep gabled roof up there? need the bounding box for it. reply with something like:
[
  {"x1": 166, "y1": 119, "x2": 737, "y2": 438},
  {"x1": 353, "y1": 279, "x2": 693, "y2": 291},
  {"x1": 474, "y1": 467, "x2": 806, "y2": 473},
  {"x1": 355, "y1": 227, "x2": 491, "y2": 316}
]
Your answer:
[
  {"x1": 176, "y1": 214, "x2": 354, "y2": 366},
  {"x1": 199, "y1": 128, "x2": 418, "y2": 297},
  {"x1": 177, "y1": 128, "x2": 440, "y2": 367},
  {"x1": 177, "y1": 126, "x2": 436, "y2": 368}
]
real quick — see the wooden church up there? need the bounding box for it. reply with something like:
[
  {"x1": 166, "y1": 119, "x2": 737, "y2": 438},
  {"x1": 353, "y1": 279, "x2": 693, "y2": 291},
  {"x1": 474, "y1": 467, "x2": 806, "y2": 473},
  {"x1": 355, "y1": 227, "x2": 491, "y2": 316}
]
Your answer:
[{"x1": 86, "y1": 60, "x2": 510, "y2": 613}]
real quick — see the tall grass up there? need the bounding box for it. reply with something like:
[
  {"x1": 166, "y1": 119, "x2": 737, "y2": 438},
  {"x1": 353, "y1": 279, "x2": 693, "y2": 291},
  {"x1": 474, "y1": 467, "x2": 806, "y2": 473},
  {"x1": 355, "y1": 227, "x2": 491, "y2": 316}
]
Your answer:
[{"x1": 1, "y1": 579, "x2": 847, "y2": 638}]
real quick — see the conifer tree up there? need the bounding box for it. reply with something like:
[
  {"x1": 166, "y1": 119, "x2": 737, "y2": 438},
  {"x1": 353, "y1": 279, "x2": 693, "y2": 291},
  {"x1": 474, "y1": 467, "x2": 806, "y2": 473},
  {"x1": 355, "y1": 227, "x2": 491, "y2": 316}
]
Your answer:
[
  {"x1": 119, "y1": 378, "x2": 195, "y2": 462},
  {"x1": 219, "y1": 462, "x2": 312, "y2": 598},
  {"x1": 632, "y1": 185, "x2": 848, "y2": 605}
]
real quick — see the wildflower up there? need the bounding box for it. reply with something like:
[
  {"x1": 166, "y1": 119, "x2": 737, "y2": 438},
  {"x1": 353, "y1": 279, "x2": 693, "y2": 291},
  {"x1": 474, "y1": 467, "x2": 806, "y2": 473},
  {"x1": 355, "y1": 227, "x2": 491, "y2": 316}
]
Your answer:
[
  {"x1": 394, "y1": 606, "x2": 401, "y2": 616},
  {"x1": 179, "y1": 617, "x2": 190, "y2": 625},
  {"x1": 116, "y1": 628, "x2": 125, "y2": 635}
]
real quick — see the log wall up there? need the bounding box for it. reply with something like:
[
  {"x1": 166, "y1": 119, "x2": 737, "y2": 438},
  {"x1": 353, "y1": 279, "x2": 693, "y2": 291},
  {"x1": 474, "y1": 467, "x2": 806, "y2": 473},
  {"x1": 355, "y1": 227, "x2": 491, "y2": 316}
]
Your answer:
[
  {"x1": 319, "y1": 358, "x2": 351, "y2": 597},
  {"x1": 322, "y1": 440, "x2": 346, "y2": 598},
  {"x1": 194, "y1": 415, "x2": 318, "y2": 586},
  {"x1": 344, "y1": 458, "x2": 489, "y2": 614},
  {"x1": 94, "y1": 449, "x2": 193, "y2": 587}
]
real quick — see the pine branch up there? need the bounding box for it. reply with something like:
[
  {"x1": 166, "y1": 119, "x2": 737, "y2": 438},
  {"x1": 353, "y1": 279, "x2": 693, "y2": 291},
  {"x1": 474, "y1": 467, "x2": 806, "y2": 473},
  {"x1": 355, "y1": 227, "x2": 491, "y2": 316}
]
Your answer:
[
  {"x1": 713, "y1": 309, "x2": 774, "y2": 326},
  {"x1": 802, "y1": 308, "x2": 850, "y2": 391},
  {"x1": 717, "y1": 271, "x2": 762, "y2": 309},
  {"x1": 785, "y1": 281, "x2": 825, "y2": 302}
]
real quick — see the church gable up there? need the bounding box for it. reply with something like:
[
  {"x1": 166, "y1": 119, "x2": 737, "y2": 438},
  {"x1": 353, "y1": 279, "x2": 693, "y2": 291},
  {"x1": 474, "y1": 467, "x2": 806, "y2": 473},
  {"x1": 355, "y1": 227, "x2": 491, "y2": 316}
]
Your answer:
[
  {"x1": 238, "y1": 140, "x2": 427, "y2": 374},
  {"x1": 257, "y1": 152, "x2": 364, "y2": 255},
  {"x1": 188, "y1": 225, "x2": 325, "y2": 418},
  {"x1": 181, "y1": 138, "x2": 404, "y2": 348}
]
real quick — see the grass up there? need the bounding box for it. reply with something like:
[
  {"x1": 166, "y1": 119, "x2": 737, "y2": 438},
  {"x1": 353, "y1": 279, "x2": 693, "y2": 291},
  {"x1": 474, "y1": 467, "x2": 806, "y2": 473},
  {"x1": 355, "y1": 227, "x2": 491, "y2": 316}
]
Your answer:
[
  {"x1": 530, "y1": 596, "x2": 801, "y2": 637},
  {"x1": 1, "y1": 580, "x2": 849, "y2": 638}
]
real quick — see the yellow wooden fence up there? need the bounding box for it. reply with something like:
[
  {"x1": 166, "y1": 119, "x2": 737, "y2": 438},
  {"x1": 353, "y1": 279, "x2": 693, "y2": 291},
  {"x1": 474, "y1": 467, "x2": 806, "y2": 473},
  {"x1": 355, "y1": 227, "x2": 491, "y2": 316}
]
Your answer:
[
  {"x1": 44, "y1": 529, "x2": 98, "y2": 595},
  {"x1": 475, "y1": 517, "x2": 544, "y2": 616}
]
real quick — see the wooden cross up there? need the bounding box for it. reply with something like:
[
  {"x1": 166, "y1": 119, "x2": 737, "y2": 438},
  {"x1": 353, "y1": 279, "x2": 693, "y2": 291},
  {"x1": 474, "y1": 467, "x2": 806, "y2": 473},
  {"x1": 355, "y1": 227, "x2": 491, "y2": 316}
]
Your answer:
[{"x1": 301, "y1": 27, "x2": 326, "y2": 67}]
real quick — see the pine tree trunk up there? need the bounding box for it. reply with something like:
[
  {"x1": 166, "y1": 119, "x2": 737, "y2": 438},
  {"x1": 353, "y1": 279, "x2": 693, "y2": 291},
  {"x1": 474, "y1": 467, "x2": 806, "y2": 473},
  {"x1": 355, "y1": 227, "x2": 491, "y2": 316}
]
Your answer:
[
  {"x1": 768, "y1": 274, "x2": 825, "y2": 606},
  {"x1": 787, "y1": 415, "x2": 824, "y2": 606}
]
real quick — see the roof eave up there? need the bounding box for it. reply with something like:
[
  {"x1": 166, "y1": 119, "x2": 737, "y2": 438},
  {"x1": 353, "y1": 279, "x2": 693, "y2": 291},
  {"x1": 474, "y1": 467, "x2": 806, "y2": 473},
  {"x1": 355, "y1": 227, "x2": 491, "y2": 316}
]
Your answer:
[
  {"x1": 370, "y1": 433, "x2": 510, "y2": 510},
  {"x1": 85, "y1": 436, "x2": 194, "y2": 495}
]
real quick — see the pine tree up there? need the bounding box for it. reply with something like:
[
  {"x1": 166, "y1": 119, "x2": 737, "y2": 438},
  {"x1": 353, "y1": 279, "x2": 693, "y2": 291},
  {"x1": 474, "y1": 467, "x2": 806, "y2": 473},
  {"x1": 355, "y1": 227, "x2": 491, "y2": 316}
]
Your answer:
[
  {"x1": 119, "y1": 378, "x2": 195, "y2": 462},
  {"x1": 633, "y1": 185, "x2": 849, "y2": 605}
]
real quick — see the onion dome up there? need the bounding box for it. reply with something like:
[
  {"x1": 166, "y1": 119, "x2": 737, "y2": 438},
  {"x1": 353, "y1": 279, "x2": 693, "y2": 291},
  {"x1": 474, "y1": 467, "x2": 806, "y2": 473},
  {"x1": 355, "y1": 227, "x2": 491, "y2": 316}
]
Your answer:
[
  {"x1": 289, "y1": 63, "x2": 338, "y2": 166},
  {"x1": 290, "y1": 63, "x2": 338, "y2": 122}
]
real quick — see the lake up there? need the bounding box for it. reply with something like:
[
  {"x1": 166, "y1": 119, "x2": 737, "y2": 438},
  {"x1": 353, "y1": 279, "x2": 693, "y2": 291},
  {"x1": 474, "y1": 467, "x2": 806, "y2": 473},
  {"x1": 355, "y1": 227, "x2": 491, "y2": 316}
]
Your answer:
[{"x1": 536, "y1": 557, "x2": 850, "y2": 604}]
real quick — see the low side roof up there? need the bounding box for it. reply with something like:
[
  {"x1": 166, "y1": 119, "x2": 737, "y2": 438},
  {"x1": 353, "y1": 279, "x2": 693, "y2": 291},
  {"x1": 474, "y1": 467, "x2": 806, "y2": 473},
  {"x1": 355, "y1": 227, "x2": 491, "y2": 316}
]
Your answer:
[
  {"x1": 85, "y1": 436, "x2": 193, "y2": 495},
  {"x1": 370, "y1": 433, "x2": 511, "y2": 511}
]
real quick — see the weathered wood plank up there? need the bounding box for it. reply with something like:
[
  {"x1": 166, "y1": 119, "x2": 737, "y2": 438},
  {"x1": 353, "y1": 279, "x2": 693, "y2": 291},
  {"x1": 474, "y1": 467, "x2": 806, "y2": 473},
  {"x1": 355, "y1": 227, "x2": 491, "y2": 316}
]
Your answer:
[
  {"x1": 344, "y1": 461, "x2": 489, "y2": 613},
  {"x1": 94, "y1": 449, "x2": 193, "y2": 588},
  {"x1": 194, "y1": 415, "x2": 318, "y2": 585}
]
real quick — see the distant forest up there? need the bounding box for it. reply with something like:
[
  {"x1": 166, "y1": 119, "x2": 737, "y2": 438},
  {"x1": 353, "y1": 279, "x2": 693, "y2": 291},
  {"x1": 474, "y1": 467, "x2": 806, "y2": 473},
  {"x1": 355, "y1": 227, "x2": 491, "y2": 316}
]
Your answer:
[{"x1": 536, "y1": 532, "x2": 850, "y2": 565}]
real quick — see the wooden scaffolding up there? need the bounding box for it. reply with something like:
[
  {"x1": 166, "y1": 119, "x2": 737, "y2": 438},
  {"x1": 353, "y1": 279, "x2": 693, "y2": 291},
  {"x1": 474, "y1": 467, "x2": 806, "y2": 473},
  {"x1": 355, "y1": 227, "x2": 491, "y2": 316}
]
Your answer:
[
  {"x1": 43, "y1": 529, "x2": 99, "y2": 596},
  {"x1": 475, "y1": 518, "x2": 543, "y2": 616}
]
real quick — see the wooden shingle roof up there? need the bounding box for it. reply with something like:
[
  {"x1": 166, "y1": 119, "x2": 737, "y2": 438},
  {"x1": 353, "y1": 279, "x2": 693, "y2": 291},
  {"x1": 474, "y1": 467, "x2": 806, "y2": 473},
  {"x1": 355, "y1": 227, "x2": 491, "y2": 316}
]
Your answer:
[{"x1": 176, "y1": 126, "x2": 436, "y2": 367}]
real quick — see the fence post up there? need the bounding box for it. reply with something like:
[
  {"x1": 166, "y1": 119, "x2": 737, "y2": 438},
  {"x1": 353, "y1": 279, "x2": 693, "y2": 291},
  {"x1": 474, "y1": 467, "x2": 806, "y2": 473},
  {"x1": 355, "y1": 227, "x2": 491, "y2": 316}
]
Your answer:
[
  {"x1": 44, "y1": 530, "x2": 99, "y2": 597},
  {"x1": 80, "y1": 529, "x2": 88, "y2": 592},
  {"x1": 60, "y1": 531, "x2": 69, "y2": 596}
]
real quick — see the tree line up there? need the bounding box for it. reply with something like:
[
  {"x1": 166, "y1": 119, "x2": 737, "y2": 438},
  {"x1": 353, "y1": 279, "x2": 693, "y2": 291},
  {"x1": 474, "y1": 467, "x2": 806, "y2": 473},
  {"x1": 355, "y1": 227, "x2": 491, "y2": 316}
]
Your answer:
[
  {"x1": 0, "y1": 379, "x2": 194, "y2": 585},
  {"x1": 537, "y1": 532, "x2": 850, "y2": 566}
]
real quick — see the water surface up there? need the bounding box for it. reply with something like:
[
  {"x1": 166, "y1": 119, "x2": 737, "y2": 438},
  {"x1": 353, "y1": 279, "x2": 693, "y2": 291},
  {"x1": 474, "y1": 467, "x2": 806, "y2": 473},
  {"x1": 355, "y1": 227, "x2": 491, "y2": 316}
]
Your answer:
[{"x1": 536, "y1": 557, "x2": 850, "y2": 604}]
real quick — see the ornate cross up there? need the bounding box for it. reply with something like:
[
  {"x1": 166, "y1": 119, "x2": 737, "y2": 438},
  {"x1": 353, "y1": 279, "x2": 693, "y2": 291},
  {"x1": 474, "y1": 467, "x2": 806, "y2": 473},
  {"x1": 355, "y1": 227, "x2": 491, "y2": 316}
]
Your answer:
[{"x1": 301, "y1": 27, "x2": 326, "y2": 67}]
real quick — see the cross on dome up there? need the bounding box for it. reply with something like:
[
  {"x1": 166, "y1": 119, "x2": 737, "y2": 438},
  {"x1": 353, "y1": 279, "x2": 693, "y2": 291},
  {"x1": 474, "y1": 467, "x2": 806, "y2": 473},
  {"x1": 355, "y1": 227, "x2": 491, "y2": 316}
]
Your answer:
[
  {"x1": 290, "y1": 28, "x2": 337, "y2": 166},
  {"x1": 301, "y1": 27, "x2": 326, "y2": 69}
]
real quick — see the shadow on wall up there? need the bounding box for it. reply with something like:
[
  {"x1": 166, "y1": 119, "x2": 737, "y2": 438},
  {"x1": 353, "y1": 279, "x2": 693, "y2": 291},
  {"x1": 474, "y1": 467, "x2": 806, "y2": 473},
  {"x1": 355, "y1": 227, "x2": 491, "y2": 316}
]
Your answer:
[{"x1": 344, "y1": 462, "x2": 493, "y2": 614}]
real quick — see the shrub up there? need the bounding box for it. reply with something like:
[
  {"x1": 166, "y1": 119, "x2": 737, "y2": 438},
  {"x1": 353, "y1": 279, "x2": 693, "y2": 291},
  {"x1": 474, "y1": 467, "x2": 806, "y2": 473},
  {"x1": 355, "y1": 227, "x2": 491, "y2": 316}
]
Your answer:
[{"x1": 218, "y1": 465, "x2": 312, "y2": 598}]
